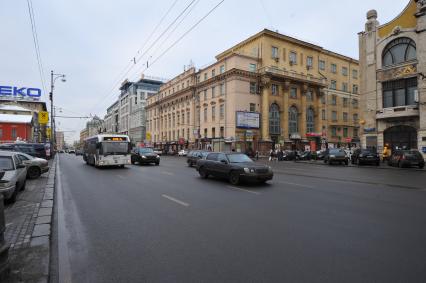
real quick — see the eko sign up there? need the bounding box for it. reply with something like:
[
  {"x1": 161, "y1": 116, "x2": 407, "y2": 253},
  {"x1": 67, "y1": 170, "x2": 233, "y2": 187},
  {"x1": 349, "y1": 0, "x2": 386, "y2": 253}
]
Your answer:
[{"x1": 0, "y1": 85, "x2": 42, "y2": 100}]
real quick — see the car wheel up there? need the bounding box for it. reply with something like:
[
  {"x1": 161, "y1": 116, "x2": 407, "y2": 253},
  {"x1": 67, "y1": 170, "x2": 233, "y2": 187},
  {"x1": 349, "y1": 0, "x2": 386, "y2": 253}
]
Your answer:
[
  {"x1": 187, "y1": 161, "x2": 192, "y2": 167},
  {"x1": 9, "y1": 185, "x2": 18, "y2": 203},
  {"x1": 376, "y1": 162, "x2": 380, "y2": 166},
  {"x1": 419, "y1": 164, "x2": 424, "y2": 169},
  {"x1": 155, "y1": 162, "x2": 160, "y2": 166},
  {"x1": 229, "y1": 171, "x2": 240, "y2": 185},
  {"x1": 398, "y1": 161, "x2": 403, "y2": 168},
  {"x1": 199, "y1": 167, "x2": 208, "y2": 179},
  {"x1": 345, "y1": 160, "x2": 348, "y2": 166},
  {"x1": 28, "y1": 166, "x2": 41, "y2": 179},
  {"x1": 131, "y1": 157, "x2": 136, "y2": 165}
]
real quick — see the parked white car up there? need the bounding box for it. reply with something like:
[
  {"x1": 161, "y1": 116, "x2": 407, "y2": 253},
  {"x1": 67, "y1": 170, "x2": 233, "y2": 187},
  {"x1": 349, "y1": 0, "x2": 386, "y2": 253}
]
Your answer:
[
  {"x1": 178, "y1": 149, "x2": 188, "y2": 156},
  {"x1": 0, "y1": 151, "x2": 28, "y2": 203},
  {"x1": 16, "y1": 152, "x2": 49, "y2": 179}
]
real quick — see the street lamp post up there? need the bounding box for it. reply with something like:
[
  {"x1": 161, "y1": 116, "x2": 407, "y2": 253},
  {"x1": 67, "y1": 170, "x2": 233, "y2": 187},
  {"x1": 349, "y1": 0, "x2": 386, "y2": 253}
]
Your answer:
[{"x1": 50, "y1": 70, "x2": 66, "y2": 156}]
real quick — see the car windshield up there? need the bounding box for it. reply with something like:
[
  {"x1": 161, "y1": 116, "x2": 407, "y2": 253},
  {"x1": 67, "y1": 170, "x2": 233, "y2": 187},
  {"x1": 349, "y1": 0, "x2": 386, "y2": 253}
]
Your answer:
[
  {"x1": 0, "y1": 156, "x2": 14, "y2": 171},
  {"x1": 101, "y1": 142, "x2": 129, "y2": 154},
  {"x1": 361, "y1": 149, "x2": 373, "y2": 154},
  {"x1": 329, "y1": 149, "x2": 343, "y2": 154},
  {"x1": 227, "y1": 154, "x2": 253, "y2": 163},
  {"x1": 19, "y1": 153, "x2": 35, "y2": 160},
  {"x1": 139, "y1": 148, "x2": 154, "y2": 154}
]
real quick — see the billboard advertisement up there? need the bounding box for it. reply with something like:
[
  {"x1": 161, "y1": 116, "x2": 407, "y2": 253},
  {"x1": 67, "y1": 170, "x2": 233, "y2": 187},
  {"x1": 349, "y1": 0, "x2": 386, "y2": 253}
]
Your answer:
[{"x1": 236, "y1": 111, "x2": 260, "y2": 129}]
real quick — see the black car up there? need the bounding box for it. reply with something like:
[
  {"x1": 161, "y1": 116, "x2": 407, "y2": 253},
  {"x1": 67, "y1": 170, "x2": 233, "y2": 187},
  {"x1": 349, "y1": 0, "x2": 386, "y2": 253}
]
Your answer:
[
  {"x1": 187, "y1": 150, "x2": 209, "y2": 167},
  {"x1": 351, "y1": 149, "x2": 380, "y2": 166},
  {"x1": 0, "y1": 143, "x2": 50, "y2": 159},
  {"x1": 324, "y1": 148, "x2": 349, "y2": 165},
  {"x1": 196, "y1": 152, "x2": 273, "y2": 185},
  {"x1": 388, "y1": 150, "x2": 425, "y2": 169},
  {"x1": 131, "y1": 147, "x2": 160, "y2": 165}
]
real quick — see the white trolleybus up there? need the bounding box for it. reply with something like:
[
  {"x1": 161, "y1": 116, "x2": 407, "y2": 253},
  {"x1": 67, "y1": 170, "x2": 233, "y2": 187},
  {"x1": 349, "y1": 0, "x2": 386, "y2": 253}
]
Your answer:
[{"x1": 83, "y1": 134, "x2": 131, "y2": 167}]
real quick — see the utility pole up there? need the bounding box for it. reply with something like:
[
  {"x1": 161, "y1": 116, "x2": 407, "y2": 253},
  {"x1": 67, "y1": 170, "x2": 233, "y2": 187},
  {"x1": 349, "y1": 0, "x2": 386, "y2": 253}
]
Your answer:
[{"x1": 49, "y1": 70, "x2": 66, "y2": 156}]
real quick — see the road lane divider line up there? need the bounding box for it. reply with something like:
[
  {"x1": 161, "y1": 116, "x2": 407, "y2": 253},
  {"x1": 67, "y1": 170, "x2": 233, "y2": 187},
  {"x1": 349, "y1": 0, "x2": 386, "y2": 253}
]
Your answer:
[
  {"x1": 277, "y1": 181, "x2": 315, "y2": 189},
  {"x1": 227, "y1": 186, "x2": 261, "y2": 195},
  {"x1": 162, "y1": 194, "x2": 190, "y2": 207}
]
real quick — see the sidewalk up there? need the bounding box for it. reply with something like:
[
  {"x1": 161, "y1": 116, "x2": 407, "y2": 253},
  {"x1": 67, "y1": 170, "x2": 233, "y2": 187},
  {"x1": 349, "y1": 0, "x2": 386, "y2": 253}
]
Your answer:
[{"x1": 3, "y1": 157, "x2": 56, "y2": 282}]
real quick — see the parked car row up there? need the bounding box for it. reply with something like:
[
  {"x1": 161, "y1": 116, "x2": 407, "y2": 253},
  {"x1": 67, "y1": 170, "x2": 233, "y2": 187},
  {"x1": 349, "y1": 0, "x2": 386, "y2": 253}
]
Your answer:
[
  {"x1": 0, "y1": 143, "x2": 51, "y2": 160},
  {"x1": 0, "y1": 150, "x2": 49, "y2": 203}
]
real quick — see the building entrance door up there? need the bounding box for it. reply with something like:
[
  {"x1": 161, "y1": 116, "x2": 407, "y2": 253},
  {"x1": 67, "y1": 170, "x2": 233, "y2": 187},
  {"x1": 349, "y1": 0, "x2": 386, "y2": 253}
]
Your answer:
[{"x1": 383, "y1": 125, "x2": 417, "y2": 150}]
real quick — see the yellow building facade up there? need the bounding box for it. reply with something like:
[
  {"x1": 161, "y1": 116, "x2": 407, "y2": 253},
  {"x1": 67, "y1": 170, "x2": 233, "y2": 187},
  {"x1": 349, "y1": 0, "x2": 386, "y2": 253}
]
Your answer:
[{"x1": 147, "y1": 29, "x2": 360, "y2": 153}]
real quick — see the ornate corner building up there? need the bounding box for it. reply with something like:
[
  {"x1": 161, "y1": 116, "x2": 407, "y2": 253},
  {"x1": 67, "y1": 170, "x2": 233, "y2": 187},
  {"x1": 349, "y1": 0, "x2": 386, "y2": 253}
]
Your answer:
[
  {"x1": 359, "y1": 0, "x2": 426, "y2": 156},
  {"x1": 146, "y1": 29, "x2": 360, "y2": 153}
]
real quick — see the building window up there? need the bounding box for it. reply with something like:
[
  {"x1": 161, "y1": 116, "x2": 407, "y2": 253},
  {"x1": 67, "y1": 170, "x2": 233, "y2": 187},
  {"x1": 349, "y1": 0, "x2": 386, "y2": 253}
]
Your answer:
[
  {"x1": 204, "y1": 90, "x2": 207, "y2": 100},
  {"x1": 352, "y1": 69, "x2": 358, "y2": 79},
  {"x1": 353, "y1": 113, "x2": 358, "y2": 122},
  {"x1": 204, "y1": 108, "x2": 207, "y2": 122},
  {"x1": 343, "y1": 97, "x2": 348, "y2": 107},
  {"x1": 269, "y1": 103, "x2": 280, "y2": 135},
  {"x1": 220, "y1": 104, "x2": 224, "y2": 119},
  {"x1": 382, "y1": 37, "x2": 416, "y2": 67},
  {"x1": 212, "y1": 106, "x2": 216, "y2": 121},
  {"x1": 249, "y1": 63, "x2": 257, "y2": 72},
  {"x1": 352, "y1": 98, "x2": 359, "y2": 108},
  {"x1": 330, "y1": 80, "x2": 337, "y2": 90},
  {"x1": 271, "y1": 46, "x2": 279, "y2": 59},
  {"x1": 187, "y1": 111, "x2": 190, "y2": 124},
  {"x1": 220, "y1": 83, "x2": 225, "y2": 96},
  {"x1": 306, "y1": 90, "x2": 313, "y2": 101},
  {"x1": 352, "y1": 84, "x2": 358, "y2": 94},
  {"x1": 204, "y1": 73, "x2": 208, "y2": 80},
  {"x1": 288, "y1": 106, "x2": 298, "y2": 134},
  {"x1": 135, "y1": 96, "x2": 138, "y2": 105},
  {"x1": 332, "y1": 127, "x2": 337, "y2": 137},
  {"x1": 11, "y1": 128, "x2": 17, "y2": 140},
  {"x1": 220, "y1": 65, "x2": 225, "y2": 73},
  {"x1": 220, "y1": 126, "x2": 224, "y2": 138},
  {"x1": 332, "y1": 111, "x2": 337, "y2": 121},
  {"x1": 382, "y1": 78, "x2": 417, "y2": 108},
  {"x1": 343, "y1": 128, "x2": 348, "y2": 138},
  {"x1": 306, "y1": 108, "x2": 315, "y2": 133},
  {"x1": 250, "y1": 103, "x2": 256, "y2": 112},
  {"x1": 212, "y1": 86, "x2": 216, "y2": 98},
  {"x1": 250, "y1": 82, "x2": 257, "y2": 94},
  {"x1": 182, "y1": 114, "x2": 185, "y2": 125},
  {"x1": 290, "y1": 87, "x2": 297, "y2": 98},
  {"x1": 212, "y1": 69, "x2": 215, "y2": 77},
  {"x1": 331, "y1": 95, "x2": 337, "y2": 105},
  {"x1": 342, "y1": 82, "x2": 348, "y2": 92},
  {"x1": 321, "y1": 95, "x2": 326, "y2": 104},
  {"x1": 271, "y1": 84, "x2": 278, "y2": 95},
  {"x1": 289, "y1": 51, "x2": 297, "y2": 64},
  {"x1": 319, "y1": 60, "x2": 325, "y2": 70},
  {"x1": 321, "y1": 109, "x2": 326, "y2": 120},
  {"x1": 331, "y1": 63, "x2": 337, "y2": 73},
  {"x1": 342, "y1": 67, "x2": 348, "y2": 76},
  {"x1": 204, "y1": 128, "x2": 208, "y2": 138},
  {"x1": 343, "y1": 112, "x2": 348, "y2": 122},
  {"x1": 353, "y1": 128, "x2": 359, "y2": 137},
  {"x1": 212, "y1": 127, "x2": 216, "y2": 138},
  {"x1": 0, "y1": 129, "x2": 2, "y2": 139},
  {"x1": 307, "y1": 56, "x2": 313, "y2": 68}
]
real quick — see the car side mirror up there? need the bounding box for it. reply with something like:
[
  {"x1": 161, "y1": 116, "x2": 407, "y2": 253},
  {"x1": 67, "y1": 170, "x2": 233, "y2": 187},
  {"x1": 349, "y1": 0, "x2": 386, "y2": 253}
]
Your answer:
[
  {"x1": 220, "y1": 159, "x2": 228, "y2": 164},
  {"x1": 17, "y1": 164, "x2": 26, "y2": 169}
]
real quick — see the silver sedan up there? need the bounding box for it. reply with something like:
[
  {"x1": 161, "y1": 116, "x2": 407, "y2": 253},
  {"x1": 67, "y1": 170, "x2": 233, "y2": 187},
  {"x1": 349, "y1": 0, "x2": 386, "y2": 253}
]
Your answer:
[{"x1": 16, "y1": 152, "x2": 49, "y2": 179}]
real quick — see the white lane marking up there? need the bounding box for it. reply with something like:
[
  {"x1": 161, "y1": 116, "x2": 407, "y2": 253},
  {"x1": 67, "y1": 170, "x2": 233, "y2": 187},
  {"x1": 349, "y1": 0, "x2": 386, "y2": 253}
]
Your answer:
[
  {"x1": 117, "y1": 175, "x2": 125, "y2": 179},
  {"x1": 227, "y1": 186, "x2": 261, "y2": 195},
  {"x1": 162, "y1": 194, "x2": 189, "y2": 207},
  {"x1": 277, "y1": 181, "x2": 315, "y2": 189},
  {"x1": 161, "y1": 171, "x2": 174, "y2": 176}
]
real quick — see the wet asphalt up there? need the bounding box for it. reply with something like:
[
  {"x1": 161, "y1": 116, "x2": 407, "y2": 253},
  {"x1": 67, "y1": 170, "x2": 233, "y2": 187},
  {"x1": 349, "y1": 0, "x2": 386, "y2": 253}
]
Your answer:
[{"x1": 55, "y1": 153, "x2": 426, "y2": 283}]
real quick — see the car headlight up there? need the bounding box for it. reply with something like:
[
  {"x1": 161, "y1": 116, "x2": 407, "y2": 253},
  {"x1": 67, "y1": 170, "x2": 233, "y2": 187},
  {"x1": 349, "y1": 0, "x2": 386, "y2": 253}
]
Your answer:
[
  {"x1": 330, "y1": 155, "x2": 335, "y2": 158},
  {"x1": 0, "y1": 181, "x2": 13, "y2": 188},
  {"x1": 142, "y1": 156, "x2": 147, "y2": 159},
  {"x1": 156, "y1": 155, "x2": 160, "y2": 158},
  {"x1": 268, "y1": 166, "x2": 273, "y2": 172},
  {"x1": 359, "y1": 154, "x2": 363, "y2": 157},
  {"x1": 244, "y1": 168, "x2": 250, "y2": 173},
  {"x1": 99, "y1": 161, "x2": 104, "y2": 165}
]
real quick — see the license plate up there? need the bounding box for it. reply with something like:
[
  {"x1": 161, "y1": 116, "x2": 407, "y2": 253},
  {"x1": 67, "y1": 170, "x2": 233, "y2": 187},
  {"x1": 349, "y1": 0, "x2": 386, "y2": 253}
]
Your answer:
[
  {"x1": 114, "y1": 160, "x2": 118, "y2": 163},
  {"x1": 367, "y1": 155, "x2": 373, "y2": 158}
]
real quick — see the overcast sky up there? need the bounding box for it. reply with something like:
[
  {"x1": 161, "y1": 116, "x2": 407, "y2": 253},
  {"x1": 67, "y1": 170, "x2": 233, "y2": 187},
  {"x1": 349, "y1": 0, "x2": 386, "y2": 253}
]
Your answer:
[{"x1": 0, "y1": 0, "x2": 410, "y2": 143}]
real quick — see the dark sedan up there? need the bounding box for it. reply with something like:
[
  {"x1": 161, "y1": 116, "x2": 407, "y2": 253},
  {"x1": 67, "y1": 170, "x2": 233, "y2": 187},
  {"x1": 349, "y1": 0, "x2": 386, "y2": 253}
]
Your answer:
[
  {"x1": 187, "y1": 150, "x2": 209, "y2": 167},
  {"x1": 388, "y1": 150, "x2": 425, "y2": 169},
  {"x1": 131, "y1": 148, "x2": 160, "y2": 166},
  {"x1": 196, "y1": 152, "x2": 273, "y2": 185},
  {"x1": 351, "y1": 149, "x2": 380, "y2": 166},
  {"x1": 324, "y1": 148, "x2": 349, "y2": 165}
]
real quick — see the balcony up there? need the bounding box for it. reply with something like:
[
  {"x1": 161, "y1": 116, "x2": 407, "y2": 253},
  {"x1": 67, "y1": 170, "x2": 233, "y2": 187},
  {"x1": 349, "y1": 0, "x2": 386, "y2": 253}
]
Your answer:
[
  {"x1": 376, "y1": 105, "x2": 419, "y2": 120},
  {"x1": 259, "y1": 66, "x2": 327, "y2": 87}
]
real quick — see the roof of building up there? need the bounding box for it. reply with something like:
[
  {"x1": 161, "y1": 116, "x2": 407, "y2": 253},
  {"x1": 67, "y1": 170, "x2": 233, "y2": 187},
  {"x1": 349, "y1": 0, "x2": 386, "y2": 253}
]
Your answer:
[
  {"x1": 0, "y1": 114, "x2": 33, "y2": 124},
  {"x1": 0, "y1": 104, "x2": 32, "y2": 112}
]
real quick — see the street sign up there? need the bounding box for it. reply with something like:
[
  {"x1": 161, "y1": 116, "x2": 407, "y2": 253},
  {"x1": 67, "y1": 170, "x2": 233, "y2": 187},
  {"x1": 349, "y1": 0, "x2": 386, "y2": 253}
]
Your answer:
[
  {"x1": 46, "y1": 128, "x2": 51, "y2": 139},
  {"x1": 146, "y1": 132, "x2": 152, "y2": 141},
  {"x1": 38, "y1": 111, "x2": 49, "y2": 124}
]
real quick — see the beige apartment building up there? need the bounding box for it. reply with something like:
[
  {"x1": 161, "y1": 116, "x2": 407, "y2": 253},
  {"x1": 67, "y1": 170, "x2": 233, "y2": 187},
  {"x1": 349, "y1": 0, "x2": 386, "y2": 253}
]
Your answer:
[
  {"x1": 146, "y1": 29, "x2": 360, "y2": 153},
  {"x1": 359, "y1": 0, "x2": 426, "y2": 157}
]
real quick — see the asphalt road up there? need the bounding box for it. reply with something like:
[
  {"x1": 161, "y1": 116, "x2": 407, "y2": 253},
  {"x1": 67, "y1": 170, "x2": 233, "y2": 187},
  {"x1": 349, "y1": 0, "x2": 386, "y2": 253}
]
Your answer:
[{"x1": 56, "y1": 153, "x2": 426, "y2": 283}]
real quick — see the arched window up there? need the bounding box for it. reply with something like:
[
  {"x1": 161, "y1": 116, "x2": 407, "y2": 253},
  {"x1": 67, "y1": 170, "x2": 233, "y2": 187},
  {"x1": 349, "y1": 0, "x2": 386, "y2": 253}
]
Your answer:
[
  {"x1": 306, "y1": 108, "x2": 315, "y2": 133},
  {"x1": 269, "y1": 103, "x2": 280, "y2": 135},
  {"x1": 382, "y1": 37, "x2": 416, "y2": 67},
  {"x1": 288, "y1": 106, "x2": 298, "y2": 134}
]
